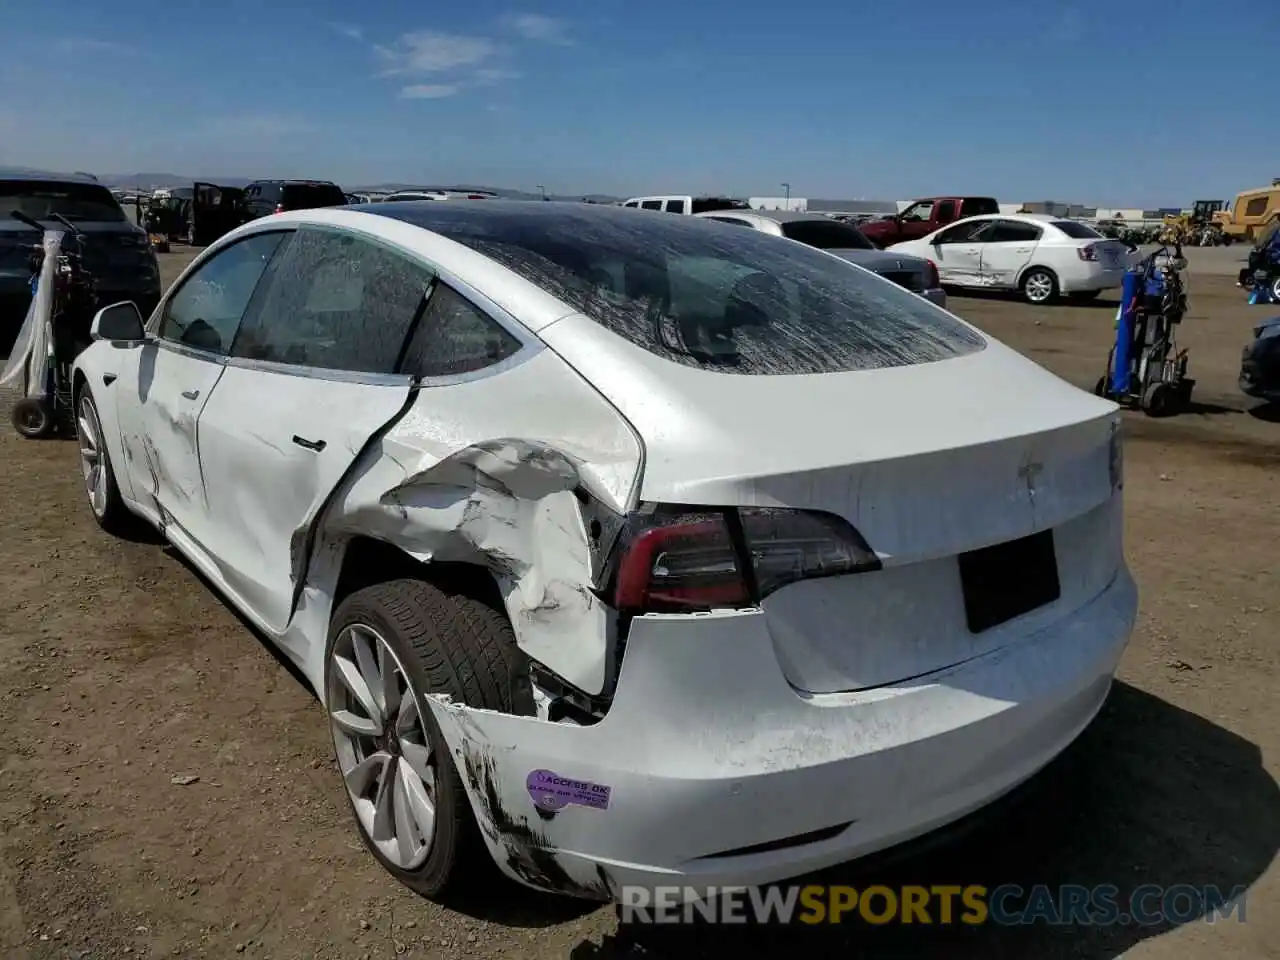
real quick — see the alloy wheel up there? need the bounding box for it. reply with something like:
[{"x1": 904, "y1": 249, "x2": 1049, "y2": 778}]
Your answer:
[
  {"x1": 1024, "y1": 272, "x2": 1054, "y2": 303},
  {"x1": 76, "y1": 397, "x2": 108, "y2": 518},
  {"x1": 327, "y1": 624, "x2": 438, "y2": 871}
]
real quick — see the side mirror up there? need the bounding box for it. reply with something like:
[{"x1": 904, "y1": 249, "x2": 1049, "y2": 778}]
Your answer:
[{"x1": 91, "y1": 301, "x2": 147, "y2": 342}]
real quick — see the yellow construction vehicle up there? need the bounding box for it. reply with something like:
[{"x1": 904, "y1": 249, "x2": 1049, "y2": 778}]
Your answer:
[{"x1": 1212, "y1": 181, "x2": 1280, "y2": 243}]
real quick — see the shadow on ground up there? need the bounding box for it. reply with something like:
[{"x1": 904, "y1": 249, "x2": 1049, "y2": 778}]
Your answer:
[
  {"x1": 150, "y1": 546, "x2": 1280, "y2": 950},
  {"x1": 159, "y1": 545, "x2": 603, "y2": 928},
  {"x1": 568, "y1": 683, "x2": 1279, "y2": 959}
]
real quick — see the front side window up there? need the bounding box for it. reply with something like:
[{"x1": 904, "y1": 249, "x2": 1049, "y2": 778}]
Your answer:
[
  {"x1": 382, "y1": 204, "x2": 985, "y2": 376},
  {"x1": 934, "y1": 220, "x2": 992, "y2": 244},
  {"x1": 1244, "y1": 196, "x2": 1270, "y2": 218},
  {"x1": 158, "y1": 231, "x2": 289, "y2": 354},
  {"x1": 900, "y1": 200, "x2": 935, "y2": 222},
  {"x1": 398, "y1": 283, "x2": 522, "y2": 378},
  {"x1": 231, "y1": 228, "x2": 431, "y2": 373}
]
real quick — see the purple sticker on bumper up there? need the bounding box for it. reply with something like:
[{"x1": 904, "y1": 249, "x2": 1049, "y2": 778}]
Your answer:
[{"x1": 526, "y1": 769, "x2": 611, "y2": 812}]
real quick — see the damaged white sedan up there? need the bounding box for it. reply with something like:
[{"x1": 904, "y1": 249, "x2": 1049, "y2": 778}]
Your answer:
[{"x1": 71, "y1": 201, "x2": 1137, "y2": 902}]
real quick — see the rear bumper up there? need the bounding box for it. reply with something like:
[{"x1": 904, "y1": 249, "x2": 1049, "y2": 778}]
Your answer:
[
  {"x1": 1060, "y1": 266, "x2": 1126, "y2": 294},
  {"x1": 425, "y1": 565, "x2": 1138, "y2": 901},
  {"x1": 1240, "y1": 343, "x2": 1280, "y2": 400}
]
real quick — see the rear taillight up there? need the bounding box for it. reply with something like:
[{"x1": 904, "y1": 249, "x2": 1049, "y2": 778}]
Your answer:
[
  {"x1": 924, "y1": 259, "x2": 940, "y2": 289},
  {"x1": 611, "y1": 507, "x2": 880, "y2": 613},
  {"x1": 1078, "y1": 244, "x2": 1098, "y2": 261}
]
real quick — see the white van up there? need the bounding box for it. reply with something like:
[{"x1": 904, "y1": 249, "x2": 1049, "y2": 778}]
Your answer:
[{"x1": 620, "y1": 195, "x2": 750, "y2": 215}]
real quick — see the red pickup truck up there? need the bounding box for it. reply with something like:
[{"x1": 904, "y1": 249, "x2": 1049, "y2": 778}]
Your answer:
[{"x1": 858, "y1": 196, "x2": 1000, "y2": 248}]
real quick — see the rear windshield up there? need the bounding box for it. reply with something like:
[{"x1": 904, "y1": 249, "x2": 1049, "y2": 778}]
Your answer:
[
  {"x1": 382, "y1": 203, "x2": 985, "y2": 375},
  {"x1": 690, "y1": 198, "x2": 750, "y2": 214},
  {"x1": 1050, "y1": 219, "x2": 1104, "y2": 239},
  {"x1": 962, "y1": 198, "x2": 1000, "y2": 216},
  {"x1": 780, "y1": 218, "x2": 875, "y2": 251},
  {"x1": 281, "y1": 183, "x2": 347, "y2": 209},
  {"x1": 0, "y1": 180, "x2": 126, "y2": 222}
]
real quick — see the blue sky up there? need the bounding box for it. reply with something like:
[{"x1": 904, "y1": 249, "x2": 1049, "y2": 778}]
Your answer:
[{"x1": 0, "y1": 0, "x2": 1275, "y2": 205}]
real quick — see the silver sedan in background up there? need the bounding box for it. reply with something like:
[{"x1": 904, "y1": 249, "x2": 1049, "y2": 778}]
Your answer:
[{"x1": 695, "y1": 209, "x2": 947, "y2": 308}]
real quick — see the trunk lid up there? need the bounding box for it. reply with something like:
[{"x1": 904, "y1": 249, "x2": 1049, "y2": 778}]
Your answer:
[
  {"x1": 829, "y1": 249, "x2": 928, "y2": 291},
  {"x1": 542, "y1": 317, "x2": 1123, "y2": 692}
]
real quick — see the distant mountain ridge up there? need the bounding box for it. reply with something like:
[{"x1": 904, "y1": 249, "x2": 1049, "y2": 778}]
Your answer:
[{"x1": 98, "y1": 172, "x2": 621, "y2": 203}]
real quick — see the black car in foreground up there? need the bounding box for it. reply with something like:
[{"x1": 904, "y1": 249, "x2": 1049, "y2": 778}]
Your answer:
[
  {"x1": 1239, "y1": 315, "x2": 1280, "y2": 403},
  {"x1": 1, "y1": 169, "x2": 161, "y2": 342}
]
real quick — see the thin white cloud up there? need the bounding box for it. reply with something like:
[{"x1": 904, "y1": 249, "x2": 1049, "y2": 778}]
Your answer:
[
  {"x1": 376, "y1": 32, "x2": 501, "y2": 75},
  {"x1": 55, "y1": 37, "x2": 132, "y2": 54},
  {"x1": 327, "y1": 22, "x2": 364, "y2": 41},
  {"x1": 473, "y1": 67, "x2": 522, "y2": 84},
  {"x1": 400, "y1": 84, "x2": 460, "y2": 99},
  {"x1": 503, "y1": 13, "x2": 573, "y2": 45}
]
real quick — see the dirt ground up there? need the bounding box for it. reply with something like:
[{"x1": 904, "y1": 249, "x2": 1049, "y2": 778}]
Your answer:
[{"x1": 0, "y1": 248, "x2": 1276, "y2": 960}]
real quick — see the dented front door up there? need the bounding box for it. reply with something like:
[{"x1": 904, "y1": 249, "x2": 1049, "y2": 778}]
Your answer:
[{"x1": 124, "y1": 341, "x2": 226, "y2": 537}]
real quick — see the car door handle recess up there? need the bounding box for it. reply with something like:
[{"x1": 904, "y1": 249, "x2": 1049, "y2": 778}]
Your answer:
[
  {"x1": 292, "y1": 435, "x2": 327, "y2": 452},
  {"x1": 181, "y1": 389, "x2": 199, "y2": 400}
]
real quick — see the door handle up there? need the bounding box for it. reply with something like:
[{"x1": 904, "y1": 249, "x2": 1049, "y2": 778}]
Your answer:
[
  {"x1": 181, "y1": 389, "x2": 199, "y2": 400},
  {"x1": 292, "y1": 435, "x2": 327, "y2": 452}
]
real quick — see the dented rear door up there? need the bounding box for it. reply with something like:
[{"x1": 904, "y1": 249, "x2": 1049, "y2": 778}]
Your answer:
[
  {"x1": 192, "y1": 225, "x2": 430, "y2": 631},
  {"x1": 196, "y1": 365, "x2": 412, "y2": 631}
]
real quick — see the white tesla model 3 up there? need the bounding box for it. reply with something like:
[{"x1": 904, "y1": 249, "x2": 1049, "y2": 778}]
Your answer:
[{"x1": 71, "y1": 201, "x2": 1137, "y2": 901}]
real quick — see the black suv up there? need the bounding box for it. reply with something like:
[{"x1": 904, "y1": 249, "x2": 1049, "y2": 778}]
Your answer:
[
  {"x1": 1, "y1": 170, "x2": 161, "y2": 338},
  {"x1": 241, "y1": 179, "x2": 347, "y2": 220}
]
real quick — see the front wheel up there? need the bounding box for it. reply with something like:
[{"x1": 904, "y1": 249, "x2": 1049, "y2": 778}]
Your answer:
[
  {"x1": 75, "y1": 388, "x2": 138, "y2": 534},
  {"x1": 1021, "y1": 268, "x2": 1059, "y2": 305},
  {"x1": 325, "y1": 578, "x2": 535, "y2": 899},
  {"x1": 1269, "y1": 275, "x2": 1280, "y2": 304},
  {"x1": 11, "y1": 397, "x2": 54, "y2": 439}
]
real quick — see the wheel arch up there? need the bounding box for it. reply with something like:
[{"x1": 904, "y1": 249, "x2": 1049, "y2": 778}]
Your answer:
[
  {"x1": 331, "y1": 535, "x2": 505, "y2": 617},
  {"x1": 1016, "y1": 262, "x2": 1059, "y2": 287}
]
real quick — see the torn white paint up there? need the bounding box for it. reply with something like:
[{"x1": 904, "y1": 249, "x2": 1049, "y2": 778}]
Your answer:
[
  {"x1": 0, "y1": 230, "x2": 63, "y2": 397},
  {"x1": 281, "y1": 348, "x2": 642, "y2": 698}
]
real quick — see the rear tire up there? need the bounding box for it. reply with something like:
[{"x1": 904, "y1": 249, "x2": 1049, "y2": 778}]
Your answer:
[
  {"x1": 12, "y1": 397, "x2": 54, "y2": 439},
  {"x1": 325, "y1": 577, "x2": 535, "y2": 900},
  {"x1": 1021, "y1": 268, "x2": 1059, "y2": 304},
  {"x1": 1141, "y1": 381, "x2": 1172, "y2": 417}
]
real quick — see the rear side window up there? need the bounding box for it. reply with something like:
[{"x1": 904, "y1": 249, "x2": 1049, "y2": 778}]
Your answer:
[
  {"x1": 281, "y1": 183, "x2": 347, "y2": 210},
  {"x1": 665, "y1": 199, "x2": 687, "y2": 214},
  {"x1": 935, "y1": 200, "x2": 958, "y2": 222},
  {"x1": 1050, "y1": 220, "x2": 1103, "y2": 239},
  {"x1": 640, "y1": 201, "x2": 662, "y2": 210},
  {"x1": 231, "y1": 229, "x2": 431, "y2": 373},
  {"x1": 410, "y1": 205, "x2": 985, "y2": 375},
  {"x1": 398, "y1": 284, "x2": 522, "y2": 378},
  {"x1": 987, "y1": 221, "x2": 1043, "y2": 243},
  {"x1": 0, "y1": 180, "x2": 126, "y2": 222},
  {"x1": 963, "y1": 198, "x2": 1000, "y2": 217},
  {"x1": 779, "y1": 219, "x2": 875, "y2": 251}
]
